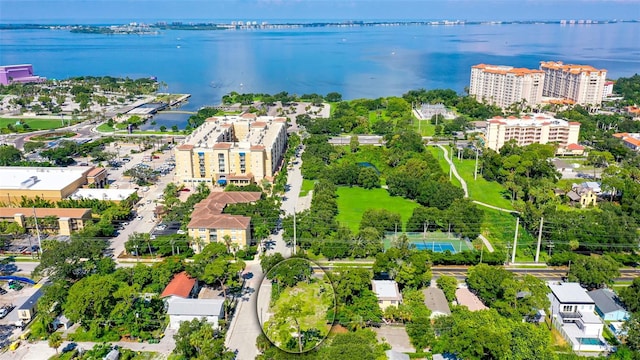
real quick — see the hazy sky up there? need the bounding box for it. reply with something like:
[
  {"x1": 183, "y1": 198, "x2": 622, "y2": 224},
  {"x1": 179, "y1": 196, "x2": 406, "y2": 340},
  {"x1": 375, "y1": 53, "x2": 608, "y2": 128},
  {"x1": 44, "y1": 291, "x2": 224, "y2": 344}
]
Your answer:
[{"x1": 1, "y1": 0, "x2": 639, "y2": 23}]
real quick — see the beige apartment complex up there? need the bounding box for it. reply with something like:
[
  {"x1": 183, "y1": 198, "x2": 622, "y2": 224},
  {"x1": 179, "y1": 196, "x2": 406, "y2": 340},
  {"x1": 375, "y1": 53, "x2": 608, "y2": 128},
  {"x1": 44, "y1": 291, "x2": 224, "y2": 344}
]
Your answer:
[
  {"x1": 187, "y1": 191, "x2": 262, "y2": 251},
  {"x1": 175, "y1": 114, "x2": 288, "y2": 187},
  {"x1": 540, "y1": 61, "x2": 607, "y2": 106},
  {"x1": 469, "y1": 64, "x2": 545, "y2": 108},
  {"x1": 485, "y1": 113, "x2": 581, "y2": 152}
]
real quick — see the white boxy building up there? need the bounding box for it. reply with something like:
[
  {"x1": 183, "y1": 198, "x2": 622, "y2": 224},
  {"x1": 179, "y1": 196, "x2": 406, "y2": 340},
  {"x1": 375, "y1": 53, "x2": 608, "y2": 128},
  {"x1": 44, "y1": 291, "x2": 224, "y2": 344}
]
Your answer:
[{"x1": 548, "y1": 282, "x2": 608, "y2": 352}]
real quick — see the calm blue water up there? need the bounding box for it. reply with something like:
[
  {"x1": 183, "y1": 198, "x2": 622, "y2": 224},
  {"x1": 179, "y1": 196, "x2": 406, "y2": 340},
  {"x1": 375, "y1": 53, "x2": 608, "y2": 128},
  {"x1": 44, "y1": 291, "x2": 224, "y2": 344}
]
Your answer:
[{"x1": 1, "y1": 23, "x2": 639, "y2": 109}]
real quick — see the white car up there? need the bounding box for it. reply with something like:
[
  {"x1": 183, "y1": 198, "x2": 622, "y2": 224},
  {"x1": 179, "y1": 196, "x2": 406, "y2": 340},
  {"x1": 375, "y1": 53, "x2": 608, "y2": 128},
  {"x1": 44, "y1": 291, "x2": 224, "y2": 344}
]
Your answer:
[
  {"x1": 0, "y1": 308, "x2": 8, "y2": 319},
  {"x1": 137, "y1": 215, "x2": 143, "y2": 220}
]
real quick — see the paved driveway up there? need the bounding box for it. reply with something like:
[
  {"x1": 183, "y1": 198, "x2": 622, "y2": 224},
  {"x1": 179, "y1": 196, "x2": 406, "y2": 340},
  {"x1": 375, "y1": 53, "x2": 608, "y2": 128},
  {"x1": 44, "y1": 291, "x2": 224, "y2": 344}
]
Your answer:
[{"x1": 373, "y1": 325, "x2": 414, "y2": 353}]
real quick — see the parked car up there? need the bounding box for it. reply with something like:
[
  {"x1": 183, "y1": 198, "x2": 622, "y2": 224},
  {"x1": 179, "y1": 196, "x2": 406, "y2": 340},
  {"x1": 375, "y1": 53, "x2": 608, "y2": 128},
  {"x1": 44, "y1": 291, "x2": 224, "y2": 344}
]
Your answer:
[
  {"x1": 62, "y1": 342, "x2": 77, "y2": 353},
  {"x1": 0, "y1": 288, "x2": 7, "y2": 295}
]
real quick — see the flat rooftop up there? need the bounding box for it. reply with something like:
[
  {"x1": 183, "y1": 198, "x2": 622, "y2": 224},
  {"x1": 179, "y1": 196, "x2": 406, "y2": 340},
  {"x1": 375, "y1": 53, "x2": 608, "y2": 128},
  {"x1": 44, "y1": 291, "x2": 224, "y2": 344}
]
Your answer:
[
  {"x1": 371, "y1": 280, "x2": 401, "y2": 300},
  {"x1": 180, "y1": 115, "x2": 286, "y2": 153},
  {"x1": 70, "y1": 188, "x2": 137, "y2": 201},
  {"x1": 0, "y1": 166, "x2": 88, "y2": 191},
  {"x1": 548, "y1": 282, "x2": 594, "y2": 304}
]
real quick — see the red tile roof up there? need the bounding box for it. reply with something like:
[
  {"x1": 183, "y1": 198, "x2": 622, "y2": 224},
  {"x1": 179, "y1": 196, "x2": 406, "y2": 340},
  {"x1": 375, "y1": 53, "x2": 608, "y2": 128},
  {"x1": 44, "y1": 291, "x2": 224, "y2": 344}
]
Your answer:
[
  {"x1": 86, "y1": 167, "x2": 106, "y2": 177},
  {"x1": 160, "y1": 272, "x2": 197, "y2": 298},
  {"x1": 241, "y1": 113, "x2": 257, "y2": 119},
  {"x1": 188, "y1": 191, "x2": 262, "y2": 230},
  {"x1": 567, "y1": 143, "x2": 584, "y2": 150},
  {"x1": 176, "y1": 144, "x2": 194, "y2": 150},
  {"x1": 213, "y1": 143, "x2": 232, "y2": 150}
]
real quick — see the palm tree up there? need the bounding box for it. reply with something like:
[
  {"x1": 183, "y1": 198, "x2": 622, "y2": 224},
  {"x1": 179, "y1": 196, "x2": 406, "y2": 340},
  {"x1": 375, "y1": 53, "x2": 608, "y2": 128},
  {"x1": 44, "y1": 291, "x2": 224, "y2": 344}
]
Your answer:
[
  {"x1": 48, "y1": 332, "x2": 62, "y2": 354},
  {"x1": 223, "y1": 235, "x2": 232, "y2": 253}
]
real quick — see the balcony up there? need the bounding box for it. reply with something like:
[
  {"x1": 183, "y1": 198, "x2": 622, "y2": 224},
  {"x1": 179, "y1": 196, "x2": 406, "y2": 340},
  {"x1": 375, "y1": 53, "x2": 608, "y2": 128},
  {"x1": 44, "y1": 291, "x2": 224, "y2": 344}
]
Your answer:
[{"x1": 560, "y1": 312, "x2": 582, "y2": 321}]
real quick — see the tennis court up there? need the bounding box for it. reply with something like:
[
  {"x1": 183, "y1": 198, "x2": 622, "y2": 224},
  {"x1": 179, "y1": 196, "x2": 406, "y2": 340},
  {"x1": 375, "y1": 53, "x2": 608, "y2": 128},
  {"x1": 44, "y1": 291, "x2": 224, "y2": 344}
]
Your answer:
[
  {"x1": 384, "y1": 232, "x2": 474, "y2": 254},
  {"x1": 413, "y1": 242, "x2": 457, "y2": 253}
]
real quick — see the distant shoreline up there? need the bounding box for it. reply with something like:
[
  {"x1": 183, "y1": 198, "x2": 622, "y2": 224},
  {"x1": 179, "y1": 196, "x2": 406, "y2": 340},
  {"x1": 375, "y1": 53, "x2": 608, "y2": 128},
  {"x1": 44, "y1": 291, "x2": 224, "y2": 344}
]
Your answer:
[{"x1": 1, "y1": 19, "x2": 638, "y2": 33}]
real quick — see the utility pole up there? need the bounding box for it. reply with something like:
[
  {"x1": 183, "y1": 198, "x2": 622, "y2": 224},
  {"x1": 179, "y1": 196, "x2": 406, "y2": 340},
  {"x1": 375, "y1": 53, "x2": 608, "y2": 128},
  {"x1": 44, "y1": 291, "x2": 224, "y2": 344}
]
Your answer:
[
  {"x1": 511, "y1": 217, "x2": 519, "y2": 264},
  {"x1": 505, "y1": 244, "x2": 512, "y2": 265},
  {"x1": 474, "y1": 145, "x2": 479, "y2": 180},
  {"x1": 534, "y1": 217, "x2": 544, "y2": 263},
  {"x1": 32, "y1": 208, "x2": 42, "y2": 257},
  {"x1": 293, "y1": 207, "x2": 296, "y2": 256}
]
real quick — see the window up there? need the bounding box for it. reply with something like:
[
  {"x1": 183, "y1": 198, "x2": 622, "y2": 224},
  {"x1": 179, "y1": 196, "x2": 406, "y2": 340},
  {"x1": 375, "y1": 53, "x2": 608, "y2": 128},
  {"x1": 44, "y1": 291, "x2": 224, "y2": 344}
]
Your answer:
[{"x1": 562, "y1": 305, "x2": 573, "y2": 312}]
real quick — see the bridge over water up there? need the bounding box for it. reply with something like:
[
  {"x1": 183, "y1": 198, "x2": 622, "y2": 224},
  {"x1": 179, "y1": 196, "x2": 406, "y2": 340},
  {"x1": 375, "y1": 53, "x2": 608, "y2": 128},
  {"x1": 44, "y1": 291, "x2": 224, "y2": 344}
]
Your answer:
[{"x1": 158, "y1": 110, "x2": 196, "y2": 115}]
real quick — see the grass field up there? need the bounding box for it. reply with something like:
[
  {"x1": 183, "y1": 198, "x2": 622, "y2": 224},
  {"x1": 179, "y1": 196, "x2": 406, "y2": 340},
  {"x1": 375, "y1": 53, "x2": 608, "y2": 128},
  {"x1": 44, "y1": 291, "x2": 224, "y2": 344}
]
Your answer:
[
  {"x1": 428, "y1": 146, "x2": 461, "y2": 188},
  {"x1": 429, "y1": 146, "x2": 513, "y2": 210},
  {"x1": 300, "y1": 179, "x2": 316, "y2": 197},
  {"x1": 481, "y1": 208, "x2": 538, "y2": 262},
  {"x1": 0, "y1": 117, "x2": 69, "y2": 131},
  {"x1": 411, "y1": 118, "x2": 436, "y2": 136},
  {"x1": 96, "y1": 123, "x2": 116, "y2": 132},
  {"x1": 336, "y1": 187, "x2": 420, "y2": 232}
]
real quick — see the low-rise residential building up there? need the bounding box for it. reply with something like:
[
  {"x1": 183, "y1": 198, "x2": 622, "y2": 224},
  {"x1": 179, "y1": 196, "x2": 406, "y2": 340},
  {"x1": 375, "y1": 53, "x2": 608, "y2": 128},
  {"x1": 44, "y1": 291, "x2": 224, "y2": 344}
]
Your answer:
[
  {"x1": 566, "y1": 182, "x2": 600, "y2": 208},
  {"x1": 602, "y1": 81, "x2": 614, "y2": 100},
  {"x1": 548, "y1": 282, "x2": 606, "y2": 352},
  {"x1": 469, "y1": 64, "x2": 545, "y2": 109},
  {"x1": 484, "y1": 114, "x2": 581, "y2": 152},
  {"x1": 588, "y1": 289, "x2": 630, "y2": 321},
  {"x1": 166, "y1": 297, "x2": 225, "y2": 330},
  {"x1": 187, "y1": 191, "x2": 262, "y2": 251},
  {"x1": 624, "y1": 106, "x2": 640, "y2": 118},
  {"x1": 17, "y1": 289, "x2": 44, "y2": 323},
  {"x1": 160, "y1": 271, "x2": 198, "y2": 300},
  {"x1": 371, "y1": 280, "x2": 402, "y2": 310},
  {"x1": 174, "y1": 114, "x2": 288, "y2": 187},
  {"x1": 612, "y1": 132, "x2": 640, "y2": 151},
  {"x1": 540, "y1": 61, "x2": 607, "y2": 106},
  {"x1": 0, "y1": 207, "x2": 92, "y2": 236},
  {"x1": 422, "y1": 287, "x2": 451, "y2": 318}
]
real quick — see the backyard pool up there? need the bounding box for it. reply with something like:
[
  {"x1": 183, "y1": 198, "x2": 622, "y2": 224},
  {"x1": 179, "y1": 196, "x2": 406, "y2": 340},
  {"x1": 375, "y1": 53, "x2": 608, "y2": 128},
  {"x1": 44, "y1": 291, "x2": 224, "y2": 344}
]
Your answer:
[{"x1": 577, "y1": 338, "x2": 605, "y2": 346}]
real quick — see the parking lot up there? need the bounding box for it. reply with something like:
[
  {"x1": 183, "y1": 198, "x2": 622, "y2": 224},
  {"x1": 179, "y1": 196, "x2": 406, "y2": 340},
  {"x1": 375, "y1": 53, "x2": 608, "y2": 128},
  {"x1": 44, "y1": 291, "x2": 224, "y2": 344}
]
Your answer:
[{"x1": 0, "y1": 281, "x2": 42, "y2": 348}]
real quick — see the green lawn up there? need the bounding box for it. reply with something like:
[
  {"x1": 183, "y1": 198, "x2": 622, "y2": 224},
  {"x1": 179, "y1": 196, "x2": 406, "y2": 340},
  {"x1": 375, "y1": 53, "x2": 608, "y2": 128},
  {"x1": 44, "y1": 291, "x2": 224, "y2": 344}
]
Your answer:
[
  {"x1": 336, "y1": 187, "x2": 420, "y2": 232},
  {"x1": 0, "y1": 117, "x2": 70, "y2": 131},
  {"x1": 428, "y1": 146, "x2": 461, "y2": 188},
  {"x1": 481, "y1": 208, "x2": 538, "y2": 262},
  {"x1": 429, "y1": 146, "x2": 513, "y2": 210},
  {"x1": 96, "y1": 123, "x2": 115, "y2": 132},
  {"x1": 411, "y1": 118, "x2": 436, "y2": 136},
  {"x1": 300, "y1": 179, "x2": 316, "y2": 197},
  {"x1": 453, "y1": 157, "x2": 514, "y2": 210}
]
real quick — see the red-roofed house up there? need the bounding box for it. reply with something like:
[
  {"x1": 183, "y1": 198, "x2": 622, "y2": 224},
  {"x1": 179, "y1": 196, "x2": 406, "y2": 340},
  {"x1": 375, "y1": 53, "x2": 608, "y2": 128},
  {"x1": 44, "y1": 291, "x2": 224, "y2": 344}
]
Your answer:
[
  {"x1": 613, "y1": 133, "x2": 640, "y2": 151},
  {"x1": 161, "y1": 272, "x2": 198, "y2": 299}
]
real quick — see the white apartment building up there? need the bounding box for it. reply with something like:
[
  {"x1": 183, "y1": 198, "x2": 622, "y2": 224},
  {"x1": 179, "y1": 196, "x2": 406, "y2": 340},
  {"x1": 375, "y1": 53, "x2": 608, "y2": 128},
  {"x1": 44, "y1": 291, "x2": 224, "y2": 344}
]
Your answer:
[
  {"x1": 175, "y1": 113, "x2": 288, "y2": 186},
  {"x1": 485, "y1": 113, "x2": 581, "y2": 151},
  {"x1": 602, "y1": 81, "x2": 614, "y2": 100},
  {"x1": 469, "y1": 64, "x2": 545, "y2": 109},
  {"x1": 540, "y1": 61, "x2": 607, "y2": 106}
]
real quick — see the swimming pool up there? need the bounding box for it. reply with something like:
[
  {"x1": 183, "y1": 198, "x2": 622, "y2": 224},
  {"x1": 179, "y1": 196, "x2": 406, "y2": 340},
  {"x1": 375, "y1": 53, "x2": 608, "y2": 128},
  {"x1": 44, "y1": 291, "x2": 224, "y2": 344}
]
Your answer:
[{"x1": 577, "y1": 338, "x2": 605, "y2": 346}]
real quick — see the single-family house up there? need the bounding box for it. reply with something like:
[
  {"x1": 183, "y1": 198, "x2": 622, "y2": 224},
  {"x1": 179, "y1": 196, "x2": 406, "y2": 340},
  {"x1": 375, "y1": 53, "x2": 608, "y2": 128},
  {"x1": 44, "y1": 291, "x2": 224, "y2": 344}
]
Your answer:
[
  {"x1": 160, "y1": 271, "x2": 198, "y2": 299},
  {"x1": 567, "y1": 182, "x2": 599, "y2": 208},
  {"x1": 371, "y1": 280, "x2": 402, "y2": 310},
  {"x1": 166, "y1": 297, "x2": 225, "y2": 330},
  {"x1": 588, "y1": 289, "x2": 630, "y2": 321},
  {"x1": 17, "y1": 289, "x2": 44, "y2": 323},
  {"x1": 548, "y1": 282, "x2": 606, "y2": 351},
  {"x1": 422, "y1": 287, "x2": 451, "y2": 318}
]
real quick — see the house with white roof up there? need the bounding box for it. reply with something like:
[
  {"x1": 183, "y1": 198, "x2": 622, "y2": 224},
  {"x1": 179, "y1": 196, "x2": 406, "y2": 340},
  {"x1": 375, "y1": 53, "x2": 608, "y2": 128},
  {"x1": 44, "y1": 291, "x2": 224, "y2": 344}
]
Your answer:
[
  {"x1": 548, "y1": 282, "x2": 607, "y2": 351},
  {"x1": 166, "y1": 297, "x2": 225, "y2": 330},
  {"x1": 371, "y1": 280, "x2": 402, "y2": 310}
]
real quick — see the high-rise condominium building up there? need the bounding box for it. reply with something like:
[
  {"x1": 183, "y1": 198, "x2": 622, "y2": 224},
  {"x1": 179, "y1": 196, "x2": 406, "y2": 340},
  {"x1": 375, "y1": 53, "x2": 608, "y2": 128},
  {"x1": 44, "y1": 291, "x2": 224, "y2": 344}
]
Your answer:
[
  {"x1": 175, "y1": 114, "x2": 287, "y2": 187},
  {"x1": 540, "y1": 61, "x2": 607, "y2": 106},
  {"x1": 469, "y1": 64, "x2": 545, "y2": 109},
  {"x1": 485, "y1": 113, "x2": 581, "y2": 152}
]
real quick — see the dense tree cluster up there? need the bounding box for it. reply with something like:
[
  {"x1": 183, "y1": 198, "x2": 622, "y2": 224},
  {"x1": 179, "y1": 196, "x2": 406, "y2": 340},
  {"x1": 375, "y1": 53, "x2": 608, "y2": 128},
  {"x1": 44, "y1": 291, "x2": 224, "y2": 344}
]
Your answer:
[
  {"x1": 329, "y1": 268, "x2": 383, "y2": 330},
  {"x1": 433, "y1": 308, "x2": 556, "y2": 360},
  {"x1": 466, "y1": 264, "x2": 550, "y2": 320},
  {"x1": 373, "y1": 246, "x2": 432, "y2": 290}
]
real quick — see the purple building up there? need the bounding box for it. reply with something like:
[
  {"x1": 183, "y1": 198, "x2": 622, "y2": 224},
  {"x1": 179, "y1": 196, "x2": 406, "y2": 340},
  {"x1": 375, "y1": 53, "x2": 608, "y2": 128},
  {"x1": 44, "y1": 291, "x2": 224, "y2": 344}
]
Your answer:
[{"x1": 0, "y1": 64, "x2": 46, "y2": 85}]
